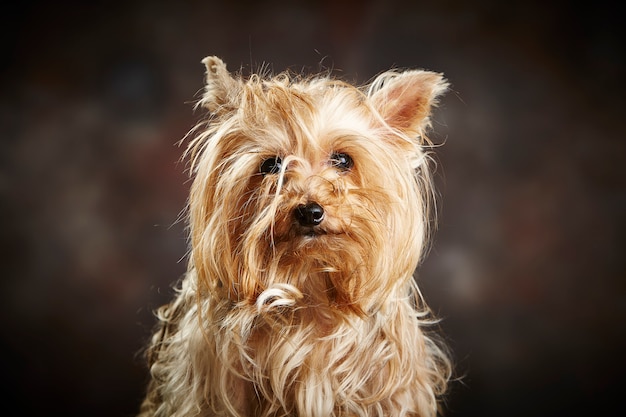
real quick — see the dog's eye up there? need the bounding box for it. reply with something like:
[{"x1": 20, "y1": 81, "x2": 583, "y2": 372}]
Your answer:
[
  {"x1": 260, "y1": 156, "x2": 282, "y2": 175},
  {"x1": 329, "y1": 152, "x2": 353, "y2": 171}
]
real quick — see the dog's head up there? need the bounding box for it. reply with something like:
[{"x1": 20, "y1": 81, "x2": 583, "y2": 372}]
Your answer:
[{"x1": 184, "y1": 57, "x2": 447, "y2": 317}]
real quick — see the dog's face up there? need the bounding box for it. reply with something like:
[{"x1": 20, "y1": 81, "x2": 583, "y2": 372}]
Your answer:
[{"x1": 185, "y1": 57, "x2": 446, "y2": 317}]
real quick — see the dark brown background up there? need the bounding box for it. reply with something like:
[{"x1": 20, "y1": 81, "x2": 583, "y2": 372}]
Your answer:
[{"x1": 1, "y1": 1, "x2": 624, "y2": 416}]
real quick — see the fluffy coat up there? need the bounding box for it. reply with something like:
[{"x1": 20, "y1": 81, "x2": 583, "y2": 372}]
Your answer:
[{"x1": 138, "y1": 56, "x2": 451, "y2": 417}]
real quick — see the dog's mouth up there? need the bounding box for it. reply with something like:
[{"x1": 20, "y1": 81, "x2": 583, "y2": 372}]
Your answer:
[
  {"x1": 269, "y1": 223, "x2": 334, "y2": 247},
  {"x1": 295, "y1": 225, "x2": 327, "y2": 238}
]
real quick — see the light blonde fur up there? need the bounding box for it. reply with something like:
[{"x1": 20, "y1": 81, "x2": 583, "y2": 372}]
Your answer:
[{"x1": 138, "y1": 56, "x2": 451, "y2": 417}]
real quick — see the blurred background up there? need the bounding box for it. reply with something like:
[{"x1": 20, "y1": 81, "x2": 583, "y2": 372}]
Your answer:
[{"x1": 1, "y1": 0, "x2": 624, "y2": 416}]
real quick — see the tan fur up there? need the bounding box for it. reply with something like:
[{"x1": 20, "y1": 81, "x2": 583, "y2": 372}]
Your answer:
[{"x1": 138, "y1": 56, "x2": 451, "y2": 417}]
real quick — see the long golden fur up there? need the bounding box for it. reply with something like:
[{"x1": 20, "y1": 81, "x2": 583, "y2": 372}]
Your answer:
[{"x1": 137, "y1": 56, "x2": 451, "y2": 417}]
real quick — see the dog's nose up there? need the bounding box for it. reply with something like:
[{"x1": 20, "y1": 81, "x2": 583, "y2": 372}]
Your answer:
[{"x1": 295, "y1": 202, "x2": 324, "y2": 226}]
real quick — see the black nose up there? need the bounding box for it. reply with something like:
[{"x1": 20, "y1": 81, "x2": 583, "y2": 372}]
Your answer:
[{"x1": 295, "y1": 202, "x2": 324, "y2": 226}]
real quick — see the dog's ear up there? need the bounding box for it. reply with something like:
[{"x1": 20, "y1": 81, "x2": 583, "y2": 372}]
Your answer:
[
  {"x1": 199, "y1": 56, "x2": 239, "y2": 113},
  {"x1": 369, "y1": 70, "x2": 447, "y2": 137}
]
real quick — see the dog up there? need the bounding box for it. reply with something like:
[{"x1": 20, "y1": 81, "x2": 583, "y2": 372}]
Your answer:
[{"x1": 137, "y1": 56, "x2": 451, "y2": 417}]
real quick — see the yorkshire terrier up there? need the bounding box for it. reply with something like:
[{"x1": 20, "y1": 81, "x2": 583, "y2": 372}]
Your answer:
[{"x1": 138, "y1": 56, "x2": 451, "y2": 417}]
